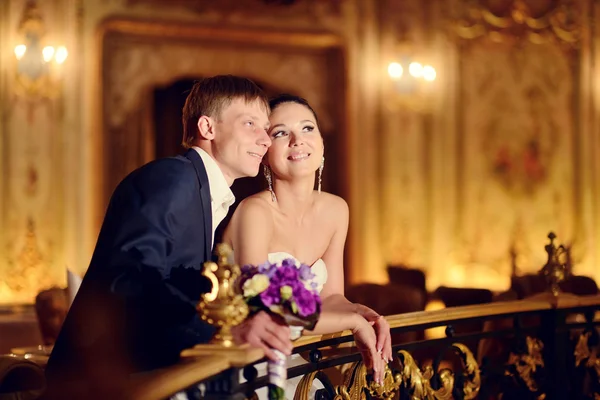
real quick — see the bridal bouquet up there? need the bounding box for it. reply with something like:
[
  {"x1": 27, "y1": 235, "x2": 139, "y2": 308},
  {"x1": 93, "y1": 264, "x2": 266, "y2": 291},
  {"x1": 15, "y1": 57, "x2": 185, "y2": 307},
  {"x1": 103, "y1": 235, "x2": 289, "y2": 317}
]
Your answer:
[{"x1": 238, "y1": 258, "x2": 322, "y2": 400}]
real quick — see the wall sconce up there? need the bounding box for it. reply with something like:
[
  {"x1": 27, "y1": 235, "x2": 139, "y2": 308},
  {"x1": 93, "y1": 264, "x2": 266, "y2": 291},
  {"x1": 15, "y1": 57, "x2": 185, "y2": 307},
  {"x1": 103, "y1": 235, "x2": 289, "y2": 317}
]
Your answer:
[
  {"x1": 386, "y1": 55, "x2": 437, "y2": 112},
  {"x1": 13, "y1": 1, "x2": 68, "y2": 99}
]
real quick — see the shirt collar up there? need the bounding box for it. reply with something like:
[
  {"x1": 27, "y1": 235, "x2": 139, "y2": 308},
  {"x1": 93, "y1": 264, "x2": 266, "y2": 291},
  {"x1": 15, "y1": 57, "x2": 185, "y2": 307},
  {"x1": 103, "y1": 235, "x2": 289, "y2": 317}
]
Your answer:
[{"x1": 192, "y1": 147, "x2": 235, "y2": 208}]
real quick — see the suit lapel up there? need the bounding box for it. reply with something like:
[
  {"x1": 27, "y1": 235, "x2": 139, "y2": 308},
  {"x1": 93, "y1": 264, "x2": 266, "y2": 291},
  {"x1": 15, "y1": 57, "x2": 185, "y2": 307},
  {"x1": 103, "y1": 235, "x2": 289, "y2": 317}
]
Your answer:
[{"x1": 184, "y1": 149, "x2": 212, "y2": 260}]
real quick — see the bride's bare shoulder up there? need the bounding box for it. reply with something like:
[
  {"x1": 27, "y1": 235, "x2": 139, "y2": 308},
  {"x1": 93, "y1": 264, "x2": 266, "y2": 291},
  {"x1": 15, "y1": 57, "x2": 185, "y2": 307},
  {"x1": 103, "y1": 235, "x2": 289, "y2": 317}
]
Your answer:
[
  {"x1": 233, "y1": 191, "x2": 272, "y2": 217},
  {"x1": 316, "y1": 192, "x2": 349, "y2": 219},
  {"x1": 226, "y1": 192, "x2": 273, "y2": 239},
  {"x1": 224, "y1": 192, "x2": 274, "y2": 249}
]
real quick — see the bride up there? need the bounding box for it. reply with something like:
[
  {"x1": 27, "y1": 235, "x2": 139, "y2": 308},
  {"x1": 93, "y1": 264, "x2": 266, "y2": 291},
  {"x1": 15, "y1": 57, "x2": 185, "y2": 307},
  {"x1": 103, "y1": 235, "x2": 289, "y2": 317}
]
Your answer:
[{"x1": 224, "y1": 94, "x2": 391, "y2": 398}]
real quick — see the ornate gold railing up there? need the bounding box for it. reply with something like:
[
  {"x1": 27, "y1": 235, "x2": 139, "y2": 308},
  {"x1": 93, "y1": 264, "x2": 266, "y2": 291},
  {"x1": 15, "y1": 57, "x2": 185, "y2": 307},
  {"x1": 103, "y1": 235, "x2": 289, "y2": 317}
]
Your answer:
[
  {"x1": 127, "y1": 236, "x2": 600, "y2": 400},
  {"x1": 130, "y1": 292, "x2": 600, "y2": 400}
]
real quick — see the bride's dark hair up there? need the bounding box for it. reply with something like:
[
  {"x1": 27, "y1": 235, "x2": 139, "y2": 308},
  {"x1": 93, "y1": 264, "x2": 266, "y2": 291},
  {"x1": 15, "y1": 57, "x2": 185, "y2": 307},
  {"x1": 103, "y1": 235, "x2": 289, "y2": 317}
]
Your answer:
[{"x1": 269, "y1": 94, "x2": 319, "y2": 125}]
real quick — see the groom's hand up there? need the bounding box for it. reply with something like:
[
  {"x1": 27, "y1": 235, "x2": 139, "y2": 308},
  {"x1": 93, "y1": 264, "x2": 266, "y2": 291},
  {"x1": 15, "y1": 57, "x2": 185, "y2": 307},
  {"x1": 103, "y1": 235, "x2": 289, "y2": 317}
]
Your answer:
[{"x1": 231, "y1": 311, "x2": 293, "y2": 361}]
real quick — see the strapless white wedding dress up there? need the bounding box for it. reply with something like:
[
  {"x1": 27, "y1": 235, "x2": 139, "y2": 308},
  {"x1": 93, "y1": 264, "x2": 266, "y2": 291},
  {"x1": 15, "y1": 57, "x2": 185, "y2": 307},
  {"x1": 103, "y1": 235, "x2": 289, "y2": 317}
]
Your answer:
[
  {"x1": 248, "y1": 252, "x2": 328, "y2": 400},
  {"x1": 267, "y1": 252, "x2": 328, "y2": 293}
]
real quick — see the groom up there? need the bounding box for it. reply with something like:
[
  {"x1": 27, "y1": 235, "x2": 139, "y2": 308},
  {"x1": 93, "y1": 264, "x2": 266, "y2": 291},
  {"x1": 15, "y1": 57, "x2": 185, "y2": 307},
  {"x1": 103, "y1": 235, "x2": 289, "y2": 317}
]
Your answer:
[{"x1": 45, "y1": 75, "x2": 293, "y2": 399}]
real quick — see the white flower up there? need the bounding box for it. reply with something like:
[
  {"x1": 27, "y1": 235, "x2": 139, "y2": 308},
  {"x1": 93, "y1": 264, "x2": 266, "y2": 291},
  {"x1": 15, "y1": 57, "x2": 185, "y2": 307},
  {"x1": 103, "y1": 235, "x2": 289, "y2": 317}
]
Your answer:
[{"x1": 243, "y1": 274, "x2": 270, "y2": 297}]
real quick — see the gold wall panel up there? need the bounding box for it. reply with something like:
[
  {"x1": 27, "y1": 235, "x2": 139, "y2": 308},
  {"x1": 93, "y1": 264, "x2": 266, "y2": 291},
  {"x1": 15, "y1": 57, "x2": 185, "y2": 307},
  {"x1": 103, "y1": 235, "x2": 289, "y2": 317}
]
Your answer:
[
  {"x1": 1, "y1": 0, "x2": 599, "y2": 303},
  {"x1": 373, "y1": 0, "x2": 599, "y2": 291}
]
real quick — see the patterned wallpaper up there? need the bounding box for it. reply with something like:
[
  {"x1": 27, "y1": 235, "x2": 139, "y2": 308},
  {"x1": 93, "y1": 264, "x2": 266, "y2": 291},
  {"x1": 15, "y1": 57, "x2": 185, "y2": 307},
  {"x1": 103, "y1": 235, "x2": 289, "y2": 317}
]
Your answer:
[{"x1": 0, "y1": 0, "x2": 598, "y2": 303}]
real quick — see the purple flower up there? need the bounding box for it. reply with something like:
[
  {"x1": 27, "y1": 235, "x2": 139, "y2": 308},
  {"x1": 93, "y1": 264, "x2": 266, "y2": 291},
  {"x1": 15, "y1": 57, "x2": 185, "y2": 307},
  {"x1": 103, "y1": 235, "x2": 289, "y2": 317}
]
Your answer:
[
  {"x1": 281, "y1": 258, "x2": 297, "y2": 268},
  {"x1": 298, "y1": 264, "x2": 315, "y2": 281},
  {"x1": 292, "y1": 285, "x2": 319, "y2": 317},
  {"x1": 242, "y1": 258, "x2": 322, "y2": 324},
  {"x1": 258, "y1": 262, "x2": 278, "y2": 278},
  {"x1": 260, "y1": 282, "x2": 281, "y2": 307},
  {"x1": 272, "y1": 264, "x2": 299, "y2": 285}
]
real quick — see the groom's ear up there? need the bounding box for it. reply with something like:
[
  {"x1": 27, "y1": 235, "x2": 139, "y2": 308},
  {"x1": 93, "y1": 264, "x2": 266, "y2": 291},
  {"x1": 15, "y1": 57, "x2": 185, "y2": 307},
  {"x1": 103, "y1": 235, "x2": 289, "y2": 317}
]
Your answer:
[{"x1": 197, "y1": 116, "x2": 215, "y2": 140}]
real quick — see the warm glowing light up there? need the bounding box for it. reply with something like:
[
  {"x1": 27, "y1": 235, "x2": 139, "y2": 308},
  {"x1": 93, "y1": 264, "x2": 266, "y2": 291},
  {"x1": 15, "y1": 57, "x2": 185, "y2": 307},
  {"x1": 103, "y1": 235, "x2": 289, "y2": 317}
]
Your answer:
[
  {"x1": 423, "y1": 65, "x2": 436, "y2": 81},
  {"x1": 424, "y1": 299, "x2": 446, "y2": 339},
  {"x1": 408, "y1": 62, "x2": 423, "y2": 77},
  {"x1": 55, "y1": 46, "x2": 68, "y2": 64},
  {"x1": 387, "y1": 62, "x2": 403, "y2": 79},
  {"x1": 448, "y1": 266, "x2": 466, "y2": 287},
  {"x1": 14, "y1": 45, "x2": 26, "y2": 60},
  {"x1": 42, "y1": 46, "x2": 55, "y2": 62}
]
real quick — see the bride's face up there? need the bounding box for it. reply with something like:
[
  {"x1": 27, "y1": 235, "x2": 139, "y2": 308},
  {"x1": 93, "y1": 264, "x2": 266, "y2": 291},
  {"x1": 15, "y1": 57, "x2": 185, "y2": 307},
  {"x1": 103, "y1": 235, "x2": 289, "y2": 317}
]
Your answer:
[{"x1": 266, "y1": 102, "x2": 324, "y2": 180}]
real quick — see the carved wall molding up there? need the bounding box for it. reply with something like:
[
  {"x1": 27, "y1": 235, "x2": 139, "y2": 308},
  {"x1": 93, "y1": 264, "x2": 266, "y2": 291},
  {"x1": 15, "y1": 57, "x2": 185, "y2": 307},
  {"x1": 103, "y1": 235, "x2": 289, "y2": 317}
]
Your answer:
[
  {"x1": 452, "y1": 0, "x2": 582, "y2": 48},
  {"x1": 3, "y1": 218, "x2": 55, "y2": 301},
  {"x1": 126, "y1": 0, "x2": 343, "y2": 14},
  {"x1": 122, "y1": 0, "x2": 344, "y2": 32}
]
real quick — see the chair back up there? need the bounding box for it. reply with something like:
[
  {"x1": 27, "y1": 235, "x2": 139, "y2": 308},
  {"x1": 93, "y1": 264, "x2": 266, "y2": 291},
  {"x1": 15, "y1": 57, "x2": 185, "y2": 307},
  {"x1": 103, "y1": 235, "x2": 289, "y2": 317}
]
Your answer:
[{"x1": 34, "y1": 288, "x2": 69, "y2": 346}]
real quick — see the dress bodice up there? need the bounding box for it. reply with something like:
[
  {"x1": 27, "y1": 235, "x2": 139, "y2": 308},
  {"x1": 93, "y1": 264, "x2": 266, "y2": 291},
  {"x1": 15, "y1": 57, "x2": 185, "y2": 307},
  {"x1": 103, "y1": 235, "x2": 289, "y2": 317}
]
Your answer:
[{"x1": 267, "y1": 252, "x2": 328, "y2": 293}]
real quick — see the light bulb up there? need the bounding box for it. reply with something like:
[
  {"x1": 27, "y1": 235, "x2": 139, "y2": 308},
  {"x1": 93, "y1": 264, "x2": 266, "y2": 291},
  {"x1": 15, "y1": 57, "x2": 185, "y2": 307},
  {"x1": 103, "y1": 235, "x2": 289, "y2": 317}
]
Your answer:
[
  {"x1": 14, "y1": 45, "x2": 26, "y2": 60},
  {"x1": 387, "y1": 62, "x2": 403, "y2": 79},
  {"x1": 55, "y1": 46, "x2": 68, "y2": 64},
  {"x1": 42, "y1": 46, "x2": 55, "y2": 62},
  {"x1": 408, "y1": 62, "x2": 423, "y2": 78},
  {"x1": 423, "y1": 65, "x2": 436, "y2": 81}
]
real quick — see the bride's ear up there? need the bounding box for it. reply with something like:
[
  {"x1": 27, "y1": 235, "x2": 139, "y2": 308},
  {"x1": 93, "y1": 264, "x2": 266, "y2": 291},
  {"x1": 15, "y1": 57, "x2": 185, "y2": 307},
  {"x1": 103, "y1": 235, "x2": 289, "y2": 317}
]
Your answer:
[{"x1": 197, "y1": 116, "x2": 215, "y2": 140}]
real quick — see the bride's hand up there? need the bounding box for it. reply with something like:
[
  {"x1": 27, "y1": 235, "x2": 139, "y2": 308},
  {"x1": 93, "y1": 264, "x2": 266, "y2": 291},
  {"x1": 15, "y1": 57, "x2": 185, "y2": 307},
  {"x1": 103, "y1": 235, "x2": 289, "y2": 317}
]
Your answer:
[
  {"x1": 352, "y1": 316, "x2": 386, "y2": 385},
  {"x1": 354, "y1": 303, "x2": 380, "y2": 323},
  {"x1": 354, "y1": 304, "x2": 393, "y2": 363},
  {"x1": 231, "y1": 311, "x2": 292, "y2": 361}
]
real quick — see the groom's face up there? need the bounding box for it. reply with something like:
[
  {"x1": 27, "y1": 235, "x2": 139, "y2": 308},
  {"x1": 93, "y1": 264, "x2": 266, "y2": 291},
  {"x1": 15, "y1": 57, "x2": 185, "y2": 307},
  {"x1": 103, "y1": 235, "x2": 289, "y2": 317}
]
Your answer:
[{"x1": 211, "y1": 98, "x2": 271, "y2": 184}]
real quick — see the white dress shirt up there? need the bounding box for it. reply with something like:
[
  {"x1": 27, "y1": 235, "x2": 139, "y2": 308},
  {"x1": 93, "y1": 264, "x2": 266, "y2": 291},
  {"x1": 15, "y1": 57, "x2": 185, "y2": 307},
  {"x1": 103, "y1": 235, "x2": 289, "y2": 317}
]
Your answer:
[{"x1": 192, "y1": 147, "x2": 235, "y2": 247}]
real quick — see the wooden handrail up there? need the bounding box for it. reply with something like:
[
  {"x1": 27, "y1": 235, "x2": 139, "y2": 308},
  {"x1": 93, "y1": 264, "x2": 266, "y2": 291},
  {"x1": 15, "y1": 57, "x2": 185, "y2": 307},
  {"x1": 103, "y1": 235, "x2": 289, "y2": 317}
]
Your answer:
[
  {"x1": 294, "y1": 295, "x2": 600, "y2": 347},
  {"x1": 130, "y1": 356, "x2": 229, "y2": 400},
  {"x1": 295, "y1": 299, "x2": 551, "y2": 347}
]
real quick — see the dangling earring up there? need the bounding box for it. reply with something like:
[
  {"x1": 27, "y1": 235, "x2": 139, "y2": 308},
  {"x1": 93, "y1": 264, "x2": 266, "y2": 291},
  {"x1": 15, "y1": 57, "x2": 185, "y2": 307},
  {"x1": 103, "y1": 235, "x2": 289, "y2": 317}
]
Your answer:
[
  {"x1": 318, "y1": 157, "x2": 324, "y2": 193},
  {"x1": 263, "y1": 165, "x2": 277, "y2": 202}
]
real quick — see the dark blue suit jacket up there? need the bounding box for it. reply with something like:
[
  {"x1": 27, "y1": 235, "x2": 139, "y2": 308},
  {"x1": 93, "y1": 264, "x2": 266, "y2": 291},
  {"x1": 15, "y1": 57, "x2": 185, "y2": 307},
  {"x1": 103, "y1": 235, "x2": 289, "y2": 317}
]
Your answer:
[{"x1": 46, "y1": 150, "x2": 216, "y2": 392}]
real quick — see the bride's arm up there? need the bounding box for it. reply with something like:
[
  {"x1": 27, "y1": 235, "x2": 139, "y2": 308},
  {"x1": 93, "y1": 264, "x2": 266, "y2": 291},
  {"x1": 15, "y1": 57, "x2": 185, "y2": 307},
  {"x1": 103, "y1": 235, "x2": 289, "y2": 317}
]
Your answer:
[
  {"x1": 319, "y1": 196, "x2": 392, "y2": 362},
  {"x1": 322, "y1": 294, "x2": 381, "y2": 321},
  {"x1": 318, "y1": 196, "x2": 349, "y2": 303},
  {"x1": 319, "y1": 197, "x2": 364, "y2": 313},
  {"x1": 305, "y1": 311, "x2": 386, "y2": 384}
]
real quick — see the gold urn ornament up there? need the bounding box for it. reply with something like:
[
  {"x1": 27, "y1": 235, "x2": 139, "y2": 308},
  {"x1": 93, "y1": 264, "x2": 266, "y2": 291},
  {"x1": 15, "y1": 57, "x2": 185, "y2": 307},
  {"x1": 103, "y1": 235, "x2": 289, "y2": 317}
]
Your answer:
[
  {"x1": 539, "y1": 232, "x2": 570, "y2": 296},
  {"x1": 197, "y1": 243, "x2": 249, "y2": 347}
]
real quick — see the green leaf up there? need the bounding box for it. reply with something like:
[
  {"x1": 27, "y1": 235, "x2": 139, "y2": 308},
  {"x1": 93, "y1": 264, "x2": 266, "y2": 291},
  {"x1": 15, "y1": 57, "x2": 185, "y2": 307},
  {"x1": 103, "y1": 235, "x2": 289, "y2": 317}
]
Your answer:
[
  {"x1": 268, "y1": 385, "x2": 285, "y2": 400},
  {"x1": 290, "y1": 300, "x2": 298, "y2": 314}
]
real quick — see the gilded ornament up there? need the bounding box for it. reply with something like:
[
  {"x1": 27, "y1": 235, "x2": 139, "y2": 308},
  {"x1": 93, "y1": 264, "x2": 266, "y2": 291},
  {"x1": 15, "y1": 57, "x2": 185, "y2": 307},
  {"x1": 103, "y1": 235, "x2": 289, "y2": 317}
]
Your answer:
[
  {"x1": 293, "y1": 371, "x2": 320, "y2": 400},
  {"x1": 367, "y1": 364, "x2": 403, "y2": 400},
  {"x1": 307, "y1": 343, "x2": 480, "y2": 400},
  {"x1": 5, "y1": 218, "x2": 54, "y2": 301},
  {"x1": 539, "y1": 232, "x2": 570, "y2": 296},
  {"x1": 574, "y1": 331, "x2": 600, "y2": 397},
  {"x1": 197, "y1": 243, "x2": 249, "y2": 346},
  {"x1": 397, "y1": 343, "x2": 480, "y2": 400},
  {"x1": 452, "y1": 0, "x2": 580, "y2": 47},
  {"x1": 505, "y1": 336, "x2": 545, "y2": 393}
]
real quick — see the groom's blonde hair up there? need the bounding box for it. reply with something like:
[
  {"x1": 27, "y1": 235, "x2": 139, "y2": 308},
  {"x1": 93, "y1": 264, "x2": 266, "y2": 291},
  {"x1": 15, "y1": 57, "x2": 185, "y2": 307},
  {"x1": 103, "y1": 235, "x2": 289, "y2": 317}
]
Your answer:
[{"x1": 181, "y1": 75, "x2": 269, "y2": 149}]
